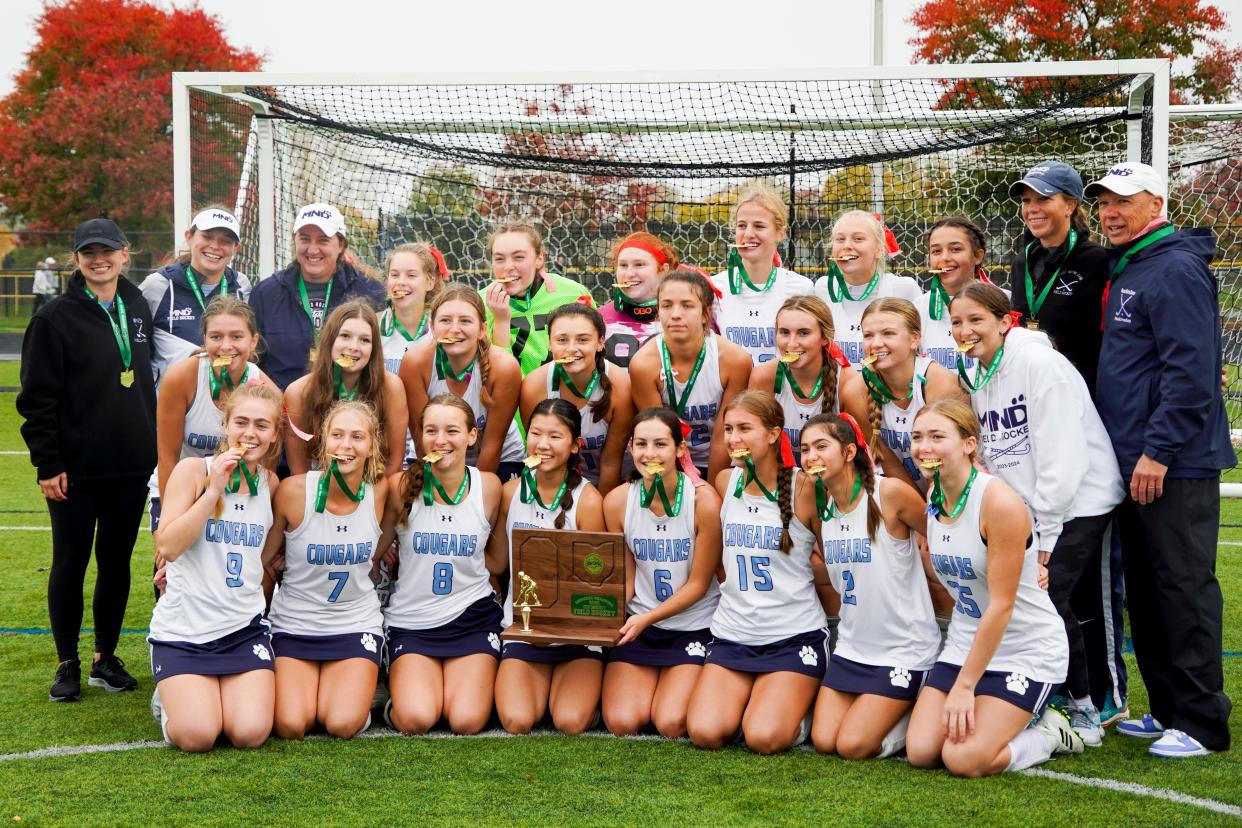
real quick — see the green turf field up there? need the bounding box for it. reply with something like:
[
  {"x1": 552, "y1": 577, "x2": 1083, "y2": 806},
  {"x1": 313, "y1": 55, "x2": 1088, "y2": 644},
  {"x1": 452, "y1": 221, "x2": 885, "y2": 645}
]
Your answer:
[{"x1": 0, "y1": 369, "x2": 1239, "y2": 826}]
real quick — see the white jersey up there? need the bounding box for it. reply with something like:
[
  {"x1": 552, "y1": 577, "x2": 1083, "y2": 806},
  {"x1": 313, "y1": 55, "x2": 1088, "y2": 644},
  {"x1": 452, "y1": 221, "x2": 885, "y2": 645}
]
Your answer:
[
  {"x1": 918, "y1": 283, "x2": 1010, "y2": 372},
  {"x1": 777, "y1": 364, "x2": 843, "y2": 465},
  {"x1": 385, "y1": 467, "x2": 494, "y2": 630},
  {"x1": 546, "y1": 365, "x2": 611, "y2": 486},
  {"x1": 148, "y1": 458, "x2": 272, "y2": 644},
  {"x1": 181, "y1": 357, "x2": 261, "y2": 461},
  {"x1": 928, "y1": 473, "x2": 1068, "y2": 683},
  {"x1": 712, "y1": 467, "x2": 824, "y2": 644},
  {"x1": 656, "y1": 333, "x2": 724, "y2": 469},
  {"x1": 268, "y1": 471, "x2": 384, "y2": 637},
  {"x1": 502, "y1": 475, "x2": 589, "y2": 628},
  {"x1": 967, "y1": 327, "x2": 1123, "y2": 551},
  {"x1": 819, "y1": 483, "x2": 940, "y2": 670},
  {"x1": 623, "y1": 476, "x2": 719, "y2": 631},
  {"x1": 709, "y1": 267, "x2": 814, "y2": 365},
  {"x1": 427, "y1": 355, "x2": 523, "y2": 465},
  {"x1": 379, "y1": 309, "x2": 429, "y2": 375},
  {"x1": 879, "y1": 356, "x2": 931, "y2": 482},
  {"x1": 813, "y1": 273, "x2": 922, "y2": 366}
]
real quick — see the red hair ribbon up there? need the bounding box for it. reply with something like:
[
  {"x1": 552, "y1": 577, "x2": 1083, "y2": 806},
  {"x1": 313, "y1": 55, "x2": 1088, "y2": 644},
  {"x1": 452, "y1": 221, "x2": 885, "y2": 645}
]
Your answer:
[
  {"x1": 825, "y1": 341, "x2": 850, "y2": 368},
  {"x1": 575, "y1": 294, "x2": 593, "y2": 306},
  {"x1": 779, "y1": 431, "x2": 796, "y2": 469},
  {"x1": 619, "y1": 239, "x2": 669, "y2": 266},
  {"x1": 1007, "y1": 310, "x2": 1024, "y2": 329},
  {"x1": 838, "y1": 412, "x2": 875, "y2": 467},
  {"x1": 773, "y1": 250, "x2": 782, "y2": 268},
  {"x1": 873, "y1": 214, "x2": 901, "y2": 256},
  {"x1": 426, "y1": 245, "x2": 451, "y2": 281},
  {"x1": 676, "y1": 419, "x2": 707, "y2": 487},
  {"x1": 977, "y1": 266, "x2": 992, "y2": 284},
  {"x1": 683, "y1": 265, "x2": 723, "y2": 299}
]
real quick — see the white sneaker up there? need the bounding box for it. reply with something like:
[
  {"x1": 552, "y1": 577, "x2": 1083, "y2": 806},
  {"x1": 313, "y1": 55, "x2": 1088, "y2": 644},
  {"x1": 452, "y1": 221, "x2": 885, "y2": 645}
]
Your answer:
[
  {"x1": 1066, "y1": 702, "x2": 1103, "y2": 748},
  {"x1": 1033, "y1": 707, "x2": 1085, "y2": 756},
  {"x1": 1149, "y1": 729, "x2": 1213, "y2": 758},
  {"x1": 149, "y1": 685, "x2": 163, "y2": 725},
  {"x1": 793, "y1": 712, "x2": 813, "y2": 748},
  {"x1": 877, "y1": 711, "x2": 911, "y2": 759}
]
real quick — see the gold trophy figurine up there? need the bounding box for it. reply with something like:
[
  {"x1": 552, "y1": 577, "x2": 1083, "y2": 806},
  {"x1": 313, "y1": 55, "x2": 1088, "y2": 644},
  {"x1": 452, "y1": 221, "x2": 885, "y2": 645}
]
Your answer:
[{"x1": 516, "y1": 571, "x2": 542, "y2": 633}]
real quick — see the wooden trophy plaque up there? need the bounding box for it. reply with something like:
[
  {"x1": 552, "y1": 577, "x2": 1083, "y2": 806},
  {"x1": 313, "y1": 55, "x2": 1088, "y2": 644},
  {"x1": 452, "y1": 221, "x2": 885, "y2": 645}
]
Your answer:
[{"x1": 501, "y1": 528, "x2": 626, "y2": 646}]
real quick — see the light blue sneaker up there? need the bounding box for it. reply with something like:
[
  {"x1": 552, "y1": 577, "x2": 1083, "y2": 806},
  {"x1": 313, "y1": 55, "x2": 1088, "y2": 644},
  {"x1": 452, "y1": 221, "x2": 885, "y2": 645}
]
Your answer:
[
  {"x1": 1067, "y1": 703, "x2": 1103, "y2": 747},
  {"x1": 1149, "y1": 729, "x2": 1212, "y2": 758},
  {"x1": 1116, "y1": 713, "x2": 1164, "y2": 739}
]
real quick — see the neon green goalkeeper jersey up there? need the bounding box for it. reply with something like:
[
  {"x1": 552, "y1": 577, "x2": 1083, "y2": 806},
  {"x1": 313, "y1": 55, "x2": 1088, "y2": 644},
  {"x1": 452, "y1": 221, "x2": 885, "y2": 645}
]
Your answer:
[{"x1": 480, "y1": 273, "x2": 597, "y2": 376}]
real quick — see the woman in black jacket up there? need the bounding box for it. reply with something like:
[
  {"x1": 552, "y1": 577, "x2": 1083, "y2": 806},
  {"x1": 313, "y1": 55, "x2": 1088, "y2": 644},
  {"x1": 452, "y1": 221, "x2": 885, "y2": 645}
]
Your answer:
[{"x1": 17, "y1": 217, "x2": 157, "y2": 702}]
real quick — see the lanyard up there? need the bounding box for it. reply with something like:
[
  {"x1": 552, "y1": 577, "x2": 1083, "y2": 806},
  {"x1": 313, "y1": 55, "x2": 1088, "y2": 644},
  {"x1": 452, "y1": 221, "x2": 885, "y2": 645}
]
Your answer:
[
  {"x1": 297, "y1": 273, "x2": 333, "y2": 338},
  {"x1": 1111, "y1": 224, "x2": 1177, "y2": 281},
  {"x1": 641, "y1": 472, "x2": 685, "y2": 515},
  {"x1": 552, "y1": 362, "x2": 599, "y2": 400},
  {"x1": 226, "y1": 460, "x2": 259, "y2": 496},
  {"x1": 435, "y1": 344, "x2": 475, "y2": 383},
  {"x1": 928, "y1": 465, "x2": 977, "y2": 519},
  {"x1": 861, "y1": 365, "x2": 912, "y2": 404},
  {"x1": 726, "y1": 248, "x2": 777, "y2": 295},
  {"x1": 733, "y1": 456, "x2": 779, "y2": 502},
  {"x1": 826, "y1": 264, "x2": 880, "y2": 303},
  {"x1": 660, "y1": 337, "x2": 707, "y2": 417},
  {"x1": 422, "y1": 464, "x2": 469, "y2": 506},
  {"x1": 314, "y1": 460, "x2": 366, "y2": 513},
  {"x1": 382, "y1": 306, "x2": 426, "y2": 342},
  {"x1": 184, "y1": 266, "x2": 226, "y2": 311},
  {"x1": 83, "y1": 285, "x2": 132, "y2": 373},
  {"x1": 332, "y1": 362, "x2": 358, "y2": 400},
  {"x1": 927, "y1": 276, "x2": 952, "y2": 321},
  {"x1": 209, "y1": 362, "x2": 250, "y2": 401},
  {"x1": 1024, "y1": 229, "x2": 1077, "y2": 323},
  {"x1": 957, "y1": 345, "x2": 1003, "y2": 393},
  {"x1": 775, "y1": 359, "x2": 823, "y2": 401},
  {"x1": 520, "y1": 468, "x2": 569, "y2": 510},
  {"x1": 816, "y1": 473, "x2": 861, "y2": 521}
]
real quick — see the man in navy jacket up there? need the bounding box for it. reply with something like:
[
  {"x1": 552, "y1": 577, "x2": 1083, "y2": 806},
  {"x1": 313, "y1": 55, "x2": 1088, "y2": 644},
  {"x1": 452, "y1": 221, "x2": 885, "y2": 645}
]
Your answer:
[
  {"x1": 247, "y1": 203, "x2": 386, "y2": 389},
  {"x1": 1088, "y1": 162, "x2": 1234, "y2": 757}
]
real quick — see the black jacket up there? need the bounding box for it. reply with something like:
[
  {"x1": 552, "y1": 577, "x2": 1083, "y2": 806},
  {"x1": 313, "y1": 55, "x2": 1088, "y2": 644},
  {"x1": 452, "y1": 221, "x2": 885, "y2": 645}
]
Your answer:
[
  {"x1": 18, "y1": 273, "x2": 157, "y2": 481},
  {"x1": 1009, "y1": 233, "x2": 1111, "y2": 394}
]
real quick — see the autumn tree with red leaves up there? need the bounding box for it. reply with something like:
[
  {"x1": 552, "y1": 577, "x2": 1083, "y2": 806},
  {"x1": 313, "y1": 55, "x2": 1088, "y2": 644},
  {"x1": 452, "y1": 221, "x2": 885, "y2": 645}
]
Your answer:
[
  {"x1": 0, "y1": 0, "x2": 262, "y2": 235},
  {"x1": 909, "y1": 0, "x2": 1242, "y2": 103}
]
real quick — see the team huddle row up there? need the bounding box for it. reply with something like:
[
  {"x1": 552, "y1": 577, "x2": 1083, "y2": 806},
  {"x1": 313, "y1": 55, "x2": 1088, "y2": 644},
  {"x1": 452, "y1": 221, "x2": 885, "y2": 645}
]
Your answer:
[{"x1": 27, "y1": 159, "x2": 1232, "y2": 771}]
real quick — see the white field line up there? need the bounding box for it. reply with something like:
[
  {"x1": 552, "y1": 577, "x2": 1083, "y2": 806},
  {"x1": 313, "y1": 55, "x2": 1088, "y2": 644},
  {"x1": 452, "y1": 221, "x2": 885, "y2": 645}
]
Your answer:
[
  {"x1": 0, "y1": 526, "x2": 150, "y2": 532},
  {"x1": 1, "y1": 731, "x2": 1239, "y2": 819},
  {"x1": 0, "y1": 451, "x2": 29, "y2": 455},
  {"x1": 1022, "y1": 768, "x2": 1242, "y2": 819}
]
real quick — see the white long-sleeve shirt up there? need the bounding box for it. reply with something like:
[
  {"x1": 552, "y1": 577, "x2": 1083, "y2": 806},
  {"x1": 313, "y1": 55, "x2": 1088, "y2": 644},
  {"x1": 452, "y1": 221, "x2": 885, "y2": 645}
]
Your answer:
[{"x1": 966, "y1": 326, "x2": 1123, "y2": 550}]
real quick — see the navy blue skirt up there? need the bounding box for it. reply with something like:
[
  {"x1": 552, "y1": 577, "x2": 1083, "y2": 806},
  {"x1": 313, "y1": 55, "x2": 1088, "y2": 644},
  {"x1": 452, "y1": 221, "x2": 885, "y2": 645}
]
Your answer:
[
  {"x1": 501, "y1": 641, "x2": 606, "y2": 664},
  {"x1": 387, "y1": 595, "x2": 503, "y2": 661},
  {"x1": 149, "y1": 615, "x2": 273, "y2": 682},
  {"x1": 705, "y1": 628, "x2": 829, "y2": 679},
  {"x1": 821, "y1": 653, "x2": 925, "y2": 701},
  {"x1": 271, "y1": 629, "x2": 384, "y2": 666},
  {"x1": 925, "y1": 662, "x2": 1055, "y2": 714},
  {"x1": 608, "y1": 625, "x2": 710, "y2": 667}
]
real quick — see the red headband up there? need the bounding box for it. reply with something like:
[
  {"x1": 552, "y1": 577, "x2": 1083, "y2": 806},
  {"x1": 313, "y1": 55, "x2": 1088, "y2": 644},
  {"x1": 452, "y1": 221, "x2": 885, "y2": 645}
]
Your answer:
[
  {"x1": 426, "y1": 245, "x2": 451, "y2": 281},
  {"x1": 873, "y1": 213, "x2": 902, "y2": 256},
  {"x1": 618, "y1": 239, "x2": 670, "y2": 266},
  {"x1": 838, "y1": 412, "x2": 875, "y2": 466}
]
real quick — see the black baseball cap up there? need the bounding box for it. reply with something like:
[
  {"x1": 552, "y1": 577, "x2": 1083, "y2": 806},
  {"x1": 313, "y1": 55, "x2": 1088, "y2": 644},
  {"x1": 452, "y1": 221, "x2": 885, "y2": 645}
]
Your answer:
[{"x1": 73, "y1": 217, "x2": 127, "y2": 252}]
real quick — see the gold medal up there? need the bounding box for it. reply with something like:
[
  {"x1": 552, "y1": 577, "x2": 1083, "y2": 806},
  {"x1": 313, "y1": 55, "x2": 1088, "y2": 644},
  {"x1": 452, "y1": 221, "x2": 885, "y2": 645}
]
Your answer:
[
  {"x1": 119, "y1": 369, "x2": 134, "y2": 388},
  {"x1": 211, "y1": 355, "x2": 233, "y2": 369},
  {"x1": 955, "y1": 340, "x2": 978, "y2": 353},
  {"x1": 554, "y1": 355, "x2": 581, "y2": 364},
  {"x1": 493, "y1": 276, "x2": 518, "y2": 284},
  {"x1": 729, "y1": 448, "x2": 751, "y2": 459},
  {"x1": 437, "y1": 337, "x2": 462, "y2": 345},
  {"x1": 860, "y1": 354, "x2": 878, "y2": 366},
  {"x1": 918, "y1": 459, "x2": 943, "y2": 471},
  {"x1": 423, "y1": 450, "x2": 446, "y2": 463},
  {"x1": 807, "y1": 465, "x2": 827, "y2": 475},
  {"x1": 1027, "y1": 319, "x2": 1040, "y2": 331},
  {"x1": 334, "y1": 355, "x2": 357, "y2": 369},
  {"x1": 523, "y1": 455, "x2": 543, "y2": 469},
  {"x1": 643, "y1": 463, "x2": 665, "y2": 476},
  {"x1": 779, "y1": 352, "x2": 802, "y2": 364},
  {"x1": 308, "y1": 347, "x2": 318, "y2": 363}
]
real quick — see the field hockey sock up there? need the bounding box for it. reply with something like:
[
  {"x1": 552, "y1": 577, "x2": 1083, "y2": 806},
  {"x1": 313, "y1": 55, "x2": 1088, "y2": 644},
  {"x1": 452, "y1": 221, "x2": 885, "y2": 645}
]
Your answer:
[{"x1": 1005, "y1": 728, "x2": 1053, "y2": 772}]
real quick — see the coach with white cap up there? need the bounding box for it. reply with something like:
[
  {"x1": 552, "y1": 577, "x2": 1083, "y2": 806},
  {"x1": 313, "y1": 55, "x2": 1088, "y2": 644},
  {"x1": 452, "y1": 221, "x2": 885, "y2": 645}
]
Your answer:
[
  {"x1": 247, "y1": 203, "x2": 386, "y2": 389},
  {"x1": 1087, "y1": 161, "x2": 1234, "y2": 757}
]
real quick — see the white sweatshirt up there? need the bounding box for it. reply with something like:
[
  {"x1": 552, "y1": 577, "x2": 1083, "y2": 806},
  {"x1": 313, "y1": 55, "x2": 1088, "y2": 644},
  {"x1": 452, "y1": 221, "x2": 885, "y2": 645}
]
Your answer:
[{"x1": 966, "y1": 326, "x2": 1123, "y2": 551}]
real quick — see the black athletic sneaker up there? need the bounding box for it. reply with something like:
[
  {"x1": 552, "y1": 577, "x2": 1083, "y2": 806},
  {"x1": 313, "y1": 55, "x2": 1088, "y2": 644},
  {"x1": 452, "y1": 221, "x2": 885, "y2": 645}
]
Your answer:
[
  {"x1": 50, "y1": 658, "x2": 81, "y2": 702},
  {"x1": 89, "y1": 654, "x2": 138, "y2": 692}
]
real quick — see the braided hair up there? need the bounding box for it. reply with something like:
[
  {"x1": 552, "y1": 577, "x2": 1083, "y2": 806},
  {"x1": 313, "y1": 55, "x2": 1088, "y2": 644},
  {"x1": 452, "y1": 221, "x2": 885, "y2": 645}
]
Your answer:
[
  {"x1": 723, "y1": 390, "x2": 794, "y2": 554},
  {"x1": 528, "y1": 398, "x2": 584, "y2": 530},
  {"x1": 546, "y1": 302, "x2": 612, "y2": 418},
  {"x1": 398, "y1": 393, "x2": 476, "y2": 526},
  {"x1": 776, "y1": 295, "x2": 839, "y2": 414},
  {"x1": 429, "y1": 284, "x2": 493, "y2": 407},
  {"x1": 802, "y1": 413, "x2": 881, "y2": 542}
]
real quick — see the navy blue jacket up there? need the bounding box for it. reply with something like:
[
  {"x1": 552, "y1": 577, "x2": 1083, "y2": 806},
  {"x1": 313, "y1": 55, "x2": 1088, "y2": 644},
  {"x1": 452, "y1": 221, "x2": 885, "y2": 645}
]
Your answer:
[
  {"x1": 1096, "y1": 226, "x2": 1236, "y2": 479},
  {"x1": 139, "y1": 262, "x2": 252, "y2": 383},
  {"x1": 248, "y1": 262, "x2": 386, "y2": 389}
]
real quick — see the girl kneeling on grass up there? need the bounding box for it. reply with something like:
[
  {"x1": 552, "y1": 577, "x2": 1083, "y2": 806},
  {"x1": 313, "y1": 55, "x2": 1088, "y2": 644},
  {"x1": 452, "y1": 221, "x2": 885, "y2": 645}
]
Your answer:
[
  {"x1": 378, "y1": 394, "x2": 505, "y2": 735},
  {"x1": 800, "y1": 413, "x2": 939, "y2": 760},
  {"x1": 601, "y1": 407, "x2": 723, "y2": 738},
  {"x1": 148, "y1": 382, "x2": 283, "y2": 751},
  {"x1": 489, "y1": 399, "x2": 607, "y2": 734},
  {"x1": 262, "y1": 400, "x2": 388, "y2": 739},
  {"x1": 686, "y1": 391, "x2": 826, "y2": 754},
  {"x1": 905, "y1": 400, "x2": 1082, "y2": 777}
]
